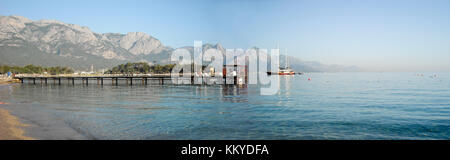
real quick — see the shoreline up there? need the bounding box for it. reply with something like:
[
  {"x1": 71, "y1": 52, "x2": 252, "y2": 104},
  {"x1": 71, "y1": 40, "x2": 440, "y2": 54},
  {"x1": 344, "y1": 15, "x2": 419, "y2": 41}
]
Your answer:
[
  {"x1": 0, "y1": 82, "x2": 34, "y2": 140},
  {"x1": 0, "y1": 83, "x2": 89, "y2": 140},
  {"x1": 0, "y1": 78, "x2": 20, "y2": 85},
  {"x1": 0, "y1": 107, "x2": 34, "y2": 140}
]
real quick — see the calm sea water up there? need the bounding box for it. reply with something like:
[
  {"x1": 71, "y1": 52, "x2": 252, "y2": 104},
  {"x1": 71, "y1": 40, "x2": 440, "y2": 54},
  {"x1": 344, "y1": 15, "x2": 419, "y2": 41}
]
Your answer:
[{"x1": 0, "y1": 72, "x2": 449, "y2": 140}]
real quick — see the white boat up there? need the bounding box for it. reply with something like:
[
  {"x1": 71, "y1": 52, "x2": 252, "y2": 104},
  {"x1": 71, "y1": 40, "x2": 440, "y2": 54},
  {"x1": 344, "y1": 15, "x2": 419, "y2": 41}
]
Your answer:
[{"x1": 278, "y1": 48, "x2": 295, "y2": 75}]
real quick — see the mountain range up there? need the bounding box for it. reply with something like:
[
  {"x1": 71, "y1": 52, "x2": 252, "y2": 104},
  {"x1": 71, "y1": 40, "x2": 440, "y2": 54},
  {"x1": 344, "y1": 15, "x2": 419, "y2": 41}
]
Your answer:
[{"x1": 0, "y1": 15, "x2": 359, "y2": 72}]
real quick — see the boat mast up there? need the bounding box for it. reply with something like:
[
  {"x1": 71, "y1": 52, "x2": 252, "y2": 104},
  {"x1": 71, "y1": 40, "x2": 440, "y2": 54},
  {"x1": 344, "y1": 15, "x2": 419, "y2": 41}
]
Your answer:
[
  {"x1": 276, "y1": 42, "x2": 281, "y2": 69},
  {"x1": 285, "y1": 48, "x2": 289, "y2": 69},
  {"x1": 276, "y1": 42, "x2": 280, "y2": 52}
]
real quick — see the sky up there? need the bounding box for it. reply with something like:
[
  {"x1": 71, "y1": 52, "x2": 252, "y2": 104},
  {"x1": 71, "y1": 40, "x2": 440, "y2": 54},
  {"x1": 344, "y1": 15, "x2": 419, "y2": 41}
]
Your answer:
[{"x1": 1, "y1": 0, "x2": 450, "y2": 72}]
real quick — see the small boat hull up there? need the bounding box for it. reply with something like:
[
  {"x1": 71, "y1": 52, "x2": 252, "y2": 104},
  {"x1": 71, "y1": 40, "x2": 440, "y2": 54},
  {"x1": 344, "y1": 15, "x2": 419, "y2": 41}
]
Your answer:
[
  {"x1": 267, "y1": 72, "x2": 300, "y2": 75},
  {"x1": 278, "y1": 72, "x2": 295, "y2": 75}
]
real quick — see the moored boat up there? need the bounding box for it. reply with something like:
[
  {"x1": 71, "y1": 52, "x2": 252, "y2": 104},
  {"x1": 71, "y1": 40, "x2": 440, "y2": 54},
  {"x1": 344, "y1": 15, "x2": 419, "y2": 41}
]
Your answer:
[
  {"x1": 278, "y1": 67, "x2": 295, "y2": 75},
  {"x1": 278, "y1": 48, "x2": 295, "y2": 75}
]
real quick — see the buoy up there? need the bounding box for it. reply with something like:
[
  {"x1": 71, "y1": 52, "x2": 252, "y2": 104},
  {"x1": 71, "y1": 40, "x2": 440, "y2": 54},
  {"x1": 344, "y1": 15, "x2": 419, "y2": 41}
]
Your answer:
[{"x1": 308, "y1": 78, "x2": 311, "y2": 81}]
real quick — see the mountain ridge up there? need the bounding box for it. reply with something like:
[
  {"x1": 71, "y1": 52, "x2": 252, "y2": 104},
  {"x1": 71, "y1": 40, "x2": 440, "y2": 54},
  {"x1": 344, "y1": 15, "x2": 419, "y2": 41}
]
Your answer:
[{"x1": 0, "y1": 15, "x2": 359, "y2": 72}]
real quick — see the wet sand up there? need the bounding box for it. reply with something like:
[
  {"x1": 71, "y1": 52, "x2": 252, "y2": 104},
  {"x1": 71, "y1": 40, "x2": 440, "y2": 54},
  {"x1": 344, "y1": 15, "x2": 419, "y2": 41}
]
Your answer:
[
  {"x1": 0, "y1": 82, "x2": 34, "y2": 140},
  {"x1": 0, "y1": 107, "x2": 34, "y2": 140},
  {"x1": 0, "y1": 78, "x2": 20, "y2": 85}
]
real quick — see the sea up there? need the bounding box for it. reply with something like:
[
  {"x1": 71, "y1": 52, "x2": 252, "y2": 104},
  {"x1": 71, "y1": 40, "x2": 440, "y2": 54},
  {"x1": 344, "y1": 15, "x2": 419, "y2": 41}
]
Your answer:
[{"x1": 0, "y1": 72, "x2": 449, "y2": 140}]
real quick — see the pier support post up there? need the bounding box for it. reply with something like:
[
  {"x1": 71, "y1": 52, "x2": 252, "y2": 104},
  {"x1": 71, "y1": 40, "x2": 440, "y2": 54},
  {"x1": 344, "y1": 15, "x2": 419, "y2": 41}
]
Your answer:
[
  {"x1": 130, "y1": 78, "x2": 133, "y2": 86},
  {"x1": 58, "y1": 78, "x2": 61, "y2": 85},
  {"x1": 145, "y1": 78, "x2": 147, "y2": 85},
  {"x1": 33, "y1": 78, "x2": 36, "y2": 84},
  {"x1": 45, "y1": 78, "x2": 47, "y2": 85},
  {"x1": 115, "y1": 78, "x2": 118, "y2": 86},
  {"x1": 86, "y1": 78, "x2": 88, "y2": 86},
  {"x1": 101, "y1": 78, "x2": 103, "y2": 85},
  {"x1": 72, "y1": 78, "x2": 75, "y2": 85}
]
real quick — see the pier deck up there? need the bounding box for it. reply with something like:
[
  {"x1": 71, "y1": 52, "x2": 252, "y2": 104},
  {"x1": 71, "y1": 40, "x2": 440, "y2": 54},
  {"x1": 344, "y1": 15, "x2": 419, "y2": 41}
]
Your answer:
[{"x1": 15, "y1": 74, "x2": 242, "y2": 86}]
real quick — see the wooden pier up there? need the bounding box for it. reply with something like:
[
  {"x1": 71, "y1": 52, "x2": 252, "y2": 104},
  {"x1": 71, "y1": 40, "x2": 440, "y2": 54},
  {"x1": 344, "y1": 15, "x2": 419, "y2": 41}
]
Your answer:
[{"x1": 15, "y1": 74, "x2": 243, "y2": 86}]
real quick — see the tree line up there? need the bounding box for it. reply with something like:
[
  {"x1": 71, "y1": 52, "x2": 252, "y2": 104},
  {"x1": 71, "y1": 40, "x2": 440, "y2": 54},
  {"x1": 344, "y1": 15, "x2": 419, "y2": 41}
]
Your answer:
[
  {"x1": 105, "y1": 62, "x2": 176, "y2": 74},
  {"x1": 0, "y1": 65, "x2": 74, "y2": 75}
]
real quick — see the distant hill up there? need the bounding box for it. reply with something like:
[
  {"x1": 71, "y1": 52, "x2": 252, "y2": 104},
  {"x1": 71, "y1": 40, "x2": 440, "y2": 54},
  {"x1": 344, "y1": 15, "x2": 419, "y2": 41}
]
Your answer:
[
  {"x1": 0, "y1": 15, "x2": 359, "y2": 72},
  {"x1": 279, "y1": 55, "x2": 361, "y2": 72}
]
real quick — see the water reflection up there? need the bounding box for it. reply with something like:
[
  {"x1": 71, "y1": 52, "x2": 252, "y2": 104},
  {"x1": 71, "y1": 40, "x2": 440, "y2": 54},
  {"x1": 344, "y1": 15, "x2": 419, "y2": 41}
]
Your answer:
[
  {"x1": 1, "y1": 72, "x2": 449, "y2": 139},
  {"x1": 282, "y1": 75, "x2": 293, "y2": 95},
  {"x1": 221, "y1": 85, "x2": 248, "y2": 103}
]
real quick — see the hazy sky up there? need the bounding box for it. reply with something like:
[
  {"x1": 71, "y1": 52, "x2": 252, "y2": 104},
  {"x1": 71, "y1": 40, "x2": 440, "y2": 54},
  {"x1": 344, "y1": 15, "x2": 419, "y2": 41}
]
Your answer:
[{"x1": 1, "y1": 0, "x2": 450, "y2": 71}]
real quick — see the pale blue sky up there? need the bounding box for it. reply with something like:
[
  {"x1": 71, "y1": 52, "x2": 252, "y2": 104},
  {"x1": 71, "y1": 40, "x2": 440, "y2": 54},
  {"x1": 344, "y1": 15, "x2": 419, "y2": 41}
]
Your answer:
[{"x1": 1, "y1": 0, "x2": 450, "y2": 71}]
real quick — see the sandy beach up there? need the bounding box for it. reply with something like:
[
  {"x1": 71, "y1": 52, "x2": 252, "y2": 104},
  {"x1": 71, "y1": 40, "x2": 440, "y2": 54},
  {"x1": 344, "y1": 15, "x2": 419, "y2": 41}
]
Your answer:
[
  {"x1": 0, "y1": 107, "x2": 34, "y2": 140},
  {"x1": 0, "y1": 78, "x2": 20, "y2": 85},
  {"x1": 0, "y1": 81, "x2": 34, "y2": 140}
]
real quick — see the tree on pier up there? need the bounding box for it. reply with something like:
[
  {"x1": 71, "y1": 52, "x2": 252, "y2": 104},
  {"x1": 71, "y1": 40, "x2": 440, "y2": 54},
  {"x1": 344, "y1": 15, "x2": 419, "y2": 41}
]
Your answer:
[{"x1": 105, "y1": 62, "x2": 175, "y2": 74}]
